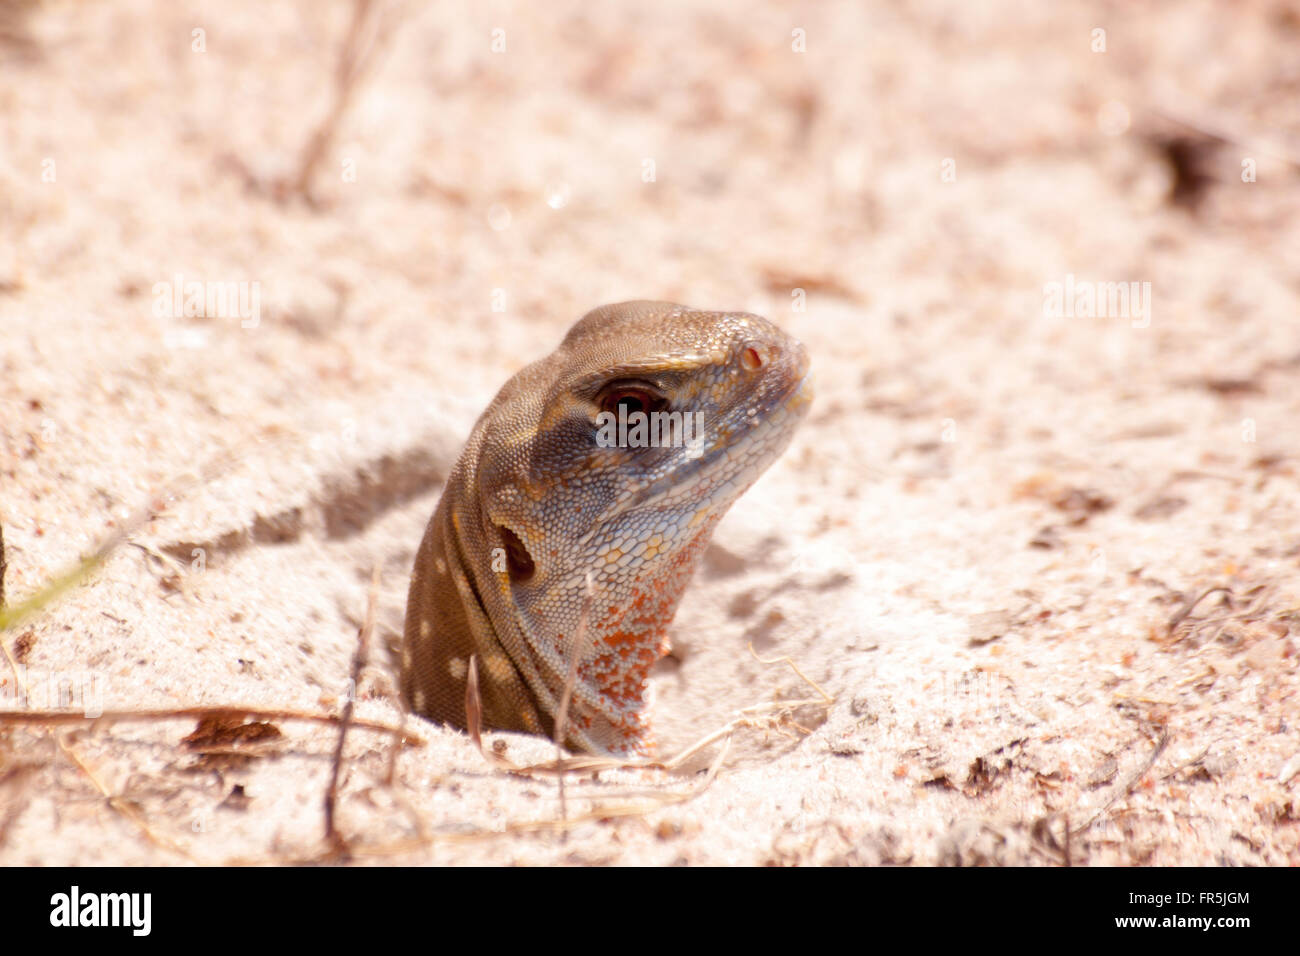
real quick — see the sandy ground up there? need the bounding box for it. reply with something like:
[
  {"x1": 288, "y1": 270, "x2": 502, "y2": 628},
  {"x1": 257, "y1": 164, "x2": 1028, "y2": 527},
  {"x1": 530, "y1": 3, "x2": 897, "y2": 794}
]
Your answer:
[{"x1": 1, "y1": 0, "x2": 1298, "y2": 865}]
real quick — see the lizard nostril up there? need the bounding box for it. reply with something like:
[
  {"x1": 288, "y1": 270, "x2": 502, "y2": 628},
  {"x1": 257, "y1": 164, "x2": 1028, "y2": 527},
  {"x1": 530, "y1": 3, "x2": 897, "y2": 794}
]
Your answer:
[{"x1": 741, "y1": 346, "x2": 766, "y2": 371}]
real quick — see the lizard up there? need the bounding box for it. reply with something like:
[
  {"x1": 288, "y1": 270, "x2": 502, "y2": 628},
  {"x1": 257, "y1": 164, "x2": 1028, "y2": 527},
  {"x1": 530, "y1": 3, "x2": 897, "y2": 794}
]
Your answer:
[{"x1": 401, "y1": 301, "x2": 812, "y2": 755}]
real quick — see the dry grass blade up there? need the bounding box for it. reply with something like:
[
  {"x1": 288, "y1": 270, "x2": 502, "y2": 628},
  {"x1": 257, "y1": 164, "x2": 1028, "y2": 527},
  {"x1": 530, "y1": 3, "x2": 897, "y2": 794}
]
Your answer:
[
  {"x1": 0, "y1": 452, "x2": 239, "y2": 637},
  {"x1": 465, "y1": 654, "x2": 483, "y2": 749},
  {"x1": 464, "y1": 655, "x2": 519, "y2": 771},
  {"x1": 1, "y1": 511, "x2": 142, "y2": 638},
  {"x1": 265, "y1": 735, "x2": 736, "y2": 861},
  {"x1": 55, "y1": 732, "x2": 193, "y2": 860},
  {"x1": 747, "y1": 642, "x2": 834, "y2": 703},
  {"x1": 661, "y1": 646, "x2": 834, "y2": 770},
  {"x1": 553, "y1": 571, "x2": 595, "y2": 750},
  {"x1": 474, "y1": 640, "x2": 833, "y2": 777},
  {"x1": 440, "y1": 618, "x2": 834, "y2": 846}
]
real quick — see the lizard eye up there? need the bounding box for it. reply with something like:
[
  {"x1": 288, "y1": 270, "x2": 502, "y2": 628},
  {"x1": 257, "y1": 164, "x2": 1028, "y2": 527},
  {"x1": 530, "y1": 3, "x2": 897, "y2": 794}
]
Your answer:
[
  {"x1": 498, "y1": 526, "x2": 535, "y2": 582},
  {"x1": 596, "y1": 382, "x2": 668, "y2": 417}
]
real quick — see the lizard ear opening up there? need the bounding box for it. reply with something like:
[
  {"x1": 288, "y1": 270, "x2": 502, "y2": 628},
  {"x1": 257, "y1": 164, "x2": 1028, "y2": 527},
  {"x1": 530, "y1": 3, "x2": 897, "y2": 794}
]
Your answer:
[{"x1": 498, "y1": 526, "x2": 536, "y2": 582}]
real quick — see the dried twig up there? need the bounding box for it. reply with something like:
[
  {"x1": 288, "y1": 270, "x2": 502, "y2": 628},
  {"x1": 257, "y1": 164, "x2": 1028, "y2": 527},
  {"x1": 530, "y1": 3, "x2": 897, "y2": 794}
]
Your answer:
[
  {"x1": 216, "y1": 0, "x2": 404, "y2": 204},
  {"x1": 432, "y1": 622, "x2": 836, "y2": 855},
  {"x1": 1072, "y1": 728, "x2": 1171, "y2": 837},
  {"x1": 1160, "y1": 746, "x2": 1211, "y2": 781},
  {"x1": 289, "y1": 0, "x2": 403, "y2": 203},
  {"x1": 1148, "y1": 105, "x2": 1300, "y2": 171},
  {"x1": 0, "y1": 705, "x2": 420, "y2": 741},
  {"x1": 467, "y1": 639, "x2": 832, "y2": 780},
  {"x1": 324, "y1": 565, "x2": 382, "y2": 856},
  {"x1": 1166, "y1": 586, "x2": 1232, "y2": 634},
  {"x1": 1165, "y1": 583, "x2": 1279, "y2": 648}
]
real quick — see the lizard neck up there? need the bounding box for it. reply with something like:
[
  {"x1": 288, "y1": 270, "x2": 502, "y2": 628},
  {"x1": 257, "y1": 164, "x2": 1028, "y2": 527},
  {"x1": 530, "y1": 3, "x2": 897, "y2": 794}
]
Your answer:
[{"x1": 401, "y1": 486, "x2": 550, "y2": 741}]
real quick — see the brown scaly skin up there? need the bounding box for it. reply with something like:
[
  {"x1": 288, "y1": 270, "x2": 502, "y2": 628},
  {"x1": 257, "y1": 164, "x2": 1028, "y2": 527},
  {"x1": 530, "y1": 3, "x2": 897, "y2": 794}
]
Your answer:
[{"x1": 401, "y1": 301, "x2": 812, "y2": 754}]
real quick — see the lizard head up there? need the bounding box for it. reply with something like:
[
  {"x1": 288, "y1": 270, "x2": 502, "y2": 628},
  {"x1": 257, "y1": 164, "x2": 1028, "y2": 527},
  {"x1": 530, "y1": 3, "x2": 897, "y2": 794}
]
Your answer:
[{"x1": 468, "y1": 301, "x2": 812, "y2": 753}]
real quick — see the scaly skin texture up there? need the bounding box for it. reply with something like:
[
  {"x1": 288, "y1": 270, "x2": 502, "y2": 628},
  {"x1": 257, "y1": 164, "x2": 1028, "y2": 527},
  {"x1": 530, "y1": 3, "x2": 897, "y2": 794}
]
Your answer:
[{"x1": 401, "y1": 301, "x2": 812, "y2": 754}]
